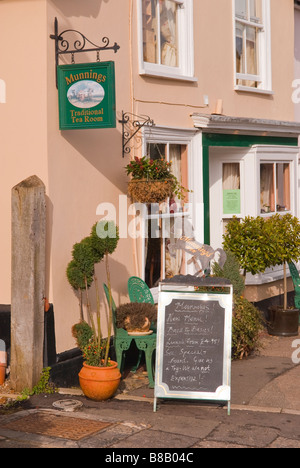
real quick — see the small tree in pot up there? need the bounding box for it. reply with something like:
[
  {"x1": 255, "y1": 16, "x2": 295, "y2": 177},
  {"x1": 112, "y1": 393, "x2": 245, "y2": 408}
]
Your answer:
[
  {"x1": 223, "y1": 214, "x2": 300, "y2": 336},
  {"x1": 66, "y1": 220, "x2": 121, "y2": 400},
  {"x1": 268, "y1": 214, "x2": 300, "y2": 311}
]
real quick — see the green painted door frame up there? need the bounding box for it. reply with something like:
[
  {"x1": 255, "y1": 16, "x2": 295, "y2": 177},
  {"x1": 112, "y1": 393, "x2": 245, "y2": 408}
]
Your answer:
[{"x1": 202, "y1": 133, "x2": 298, "y2": 244}]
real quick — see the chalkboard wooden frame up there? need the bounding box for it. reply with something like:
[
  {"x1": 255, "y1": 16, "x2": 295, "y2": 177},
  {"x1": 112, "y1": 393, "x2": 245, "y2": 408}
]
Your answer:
[{"x1": 154, "y1": 278, "x2": 233, "y2": 414}]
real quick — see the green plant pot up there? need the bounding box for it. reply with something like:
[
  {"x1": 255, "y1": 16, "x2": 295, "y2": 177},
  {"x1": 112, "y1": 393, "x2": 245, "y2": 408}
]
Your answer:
[{"x1": 267, "y1": 306, "x2": 299, "y2": 337}]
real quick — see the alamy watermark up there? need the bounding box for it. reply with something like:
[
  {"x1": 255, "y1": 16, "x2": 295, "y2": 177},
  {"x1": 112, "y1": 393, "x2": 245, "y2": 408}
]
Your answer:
[
  {"x1": 292, "y1": 339, "x2": 300, "y2": 364},
  {"x1": 95, "y1": 195, "x2": 199, "y2": 240},
  {"x1": 292, "y1": 79, "x2": 300, "y2": 104}
]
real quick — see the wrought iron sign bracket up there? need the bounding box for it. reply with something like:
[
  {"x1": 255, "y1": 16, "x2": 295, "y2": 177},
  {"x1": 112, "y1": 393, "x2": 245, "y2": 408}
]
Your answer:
[
  {"x1": 50, "y1": 17, "x2": 120, "y2": 88},
  {"x1": 119, "y1": 111, "x2": 155, "y2": 158}
]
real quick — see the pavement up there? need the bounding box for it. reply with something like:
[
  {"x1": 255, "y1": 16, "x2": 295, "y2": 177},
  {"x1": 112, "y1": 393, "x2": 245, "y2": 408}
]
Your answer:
[{"x1": 1, "y1": 330, "x2": 300, "y2": 449}]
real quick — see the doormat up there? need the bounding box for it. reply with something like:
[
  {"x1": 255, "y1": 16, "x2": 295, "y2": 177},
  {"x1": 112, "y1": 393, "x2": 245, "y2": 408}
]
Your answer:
[{"x1": 3, "y1": 412, "x2": 112, "y2": 441}]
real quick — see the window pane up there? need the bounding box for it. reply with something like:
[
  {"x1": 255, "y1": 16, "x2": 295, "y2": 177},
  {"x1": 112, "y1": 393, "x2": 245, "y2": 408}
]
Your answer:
[
  {"x1": 149, "y1": 143, "x2": 166, "y2": 160},
  {"x1": 142, "y1": 0, "x2": 158, "y2": 63},
  {"x1": 165, "y1": 218, "x2": 185, "y2": 279},
  {"x1": 235, "y1": 0, "x2": 247, "y2": 19},
  {"x1": 236, "y1": 24, "x2": 245, "y2": 74},
  {"x1": 144, "y1": 143, "x2": 188, "y2": 287},
  {"x1": 145, "y1": 231, "x2": 161, "y2": 288},
  {"x1": 160, "y1": 0, "x2": 179, "y2": 67},
  {"x1": 250, "y1": 0, "x2": 262, "y2": 23},
  {"x1": 142, "y1": 0, "x2": 179, "y2": 67},
  {"x1": 246, "y1": 26, "x2": 258, "y2": 76},
  {"x1": 223, "y1": 163, "x2": 241, "y2": 215},
  {"x1": 276, "y1": 163, "x2": 290, "y2": 212},
  {"x1": 236, "y1": 23, "x2": 259, "y2": 86},
  {"x1": 223, "y1": 163, "x2": 240, "y2": 190},
  {"x1": 260, "y1": 164, "x2": 275, "y2": 213}
]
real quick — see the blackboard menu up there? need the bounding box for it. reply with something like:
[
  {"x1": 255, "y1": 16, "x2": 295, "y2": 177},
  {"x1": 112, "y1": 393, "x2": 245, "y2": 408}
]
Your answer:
[
  {"x1": 163, "y1": 299, "x2": 225, "y2": 393},
  {"x1": 154, "y1": 276, "x2": 232, "y2": 413}
]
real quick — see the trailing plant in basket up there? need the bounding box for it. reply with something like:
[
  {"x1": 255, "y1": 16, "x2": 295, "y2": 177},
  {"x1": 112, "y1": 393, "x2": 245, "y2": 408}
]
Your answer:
[
  {"x1": 125, "y1": 156, "x2": 189, "y2": 201},
  {"x1": 67, "y1": 220, "x2": 119, "y2": 367}
]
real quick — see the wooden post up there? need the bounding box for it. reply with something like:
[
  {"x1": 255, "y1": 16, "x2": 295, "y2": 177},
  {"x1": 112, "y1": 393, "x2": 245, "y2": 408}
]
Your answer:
[{"x1": 11, "y1": 176, "x2": 46, "y2": 392}]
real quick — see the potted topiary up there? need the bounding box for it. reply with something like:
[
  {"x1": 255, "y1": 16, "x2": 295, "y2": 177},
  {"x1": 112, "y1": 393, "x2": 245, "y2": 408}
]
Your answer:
[
  {"x1": 264, "y1": 214, "x2": 300, "y2": 336},
  {"x1": 66, "y1": 220, "x2": 121, "y2": 401},
  {"x1": 125, "y1": 156, "x2": 189, "y2": 203},
  {"x1": 223, "y1": 214, "x2": 300, "y2": 336}
]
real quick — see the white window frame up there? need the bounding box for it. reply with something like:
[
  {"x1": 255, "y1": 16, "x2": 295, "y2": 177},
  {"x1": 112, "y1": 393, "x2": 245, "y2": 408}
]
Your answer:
[
  {"x1": 233, "y1": 0, "x2": 273, "y2": 94},
  {"x1": 254, "y1": 146, "x2": 298, "y2": 219},
  {"x1": 137, "y1": 0, "x2": 195, "y2": 82},
  {"x1": 210, "y1": 145, "x2": 299, "y2": 285}
]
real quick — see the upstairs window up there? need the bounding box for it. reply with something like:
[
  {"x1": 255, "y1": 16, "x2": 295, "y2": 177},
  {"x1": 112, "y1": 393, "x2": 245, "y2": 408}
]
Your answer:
[
  {"x1": 234, "y1": 0, "x2": 272, "y2": 93},
  {"x1": 139, "y1": 0, "x2": 194, "y2": 80}
]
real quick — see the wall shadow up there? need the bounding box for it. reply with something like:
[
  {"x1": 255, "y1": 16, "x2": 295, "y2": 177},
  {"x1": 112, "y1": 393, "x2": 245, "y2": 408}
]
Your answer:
[
  {"x1": 62, "y1": 128, "x2": 127, "y2": 194},
  {"x1": 50, "y1": 0, "x2": 109, "y2": 19}
]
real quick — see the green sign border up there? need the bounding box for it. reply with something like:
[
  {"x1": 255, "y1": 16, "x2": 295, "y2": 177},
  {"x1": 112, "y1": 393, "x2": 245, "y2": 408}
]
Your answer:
[{"x1": 57, "y1": 61, "x2": 116, "y2": 130}]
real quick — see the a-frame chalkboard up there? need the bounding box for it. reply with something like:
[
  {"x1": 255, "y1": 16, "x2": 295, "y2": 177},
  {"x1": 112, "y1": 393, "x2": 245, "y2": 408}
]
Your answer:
[{"x1": 154, "y1": 276, "x2": 233, "y2": 415}]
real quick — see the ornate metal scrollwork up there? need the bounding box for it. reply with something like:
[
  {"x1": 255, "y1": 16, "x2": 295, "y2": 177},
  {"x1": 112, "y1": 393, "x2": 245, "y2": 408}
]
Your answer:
[
  {"x1": 119, "y1": 111, "x2": 155, "y2": 158},
  {"x1": 50, "y1": 17, "x2": 120, "y2": 87}
]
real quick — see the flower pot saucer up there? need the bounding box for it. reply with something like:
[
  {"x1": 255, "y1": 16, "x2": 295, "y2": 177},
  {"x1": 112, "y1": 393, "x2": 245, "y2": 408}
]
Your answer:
[{"x1": 127, "y1": 330, "x2": 153, "y2": 336}]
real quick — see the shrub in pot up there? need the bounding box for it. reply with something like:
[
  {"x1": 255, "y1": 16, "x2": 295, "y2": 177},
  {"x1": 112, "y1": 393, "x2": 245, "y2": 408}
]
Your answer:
[
  {"x1": 223, "y1": 214, "x2": 300, "y2": 336},
  {"x1": 264, "y1": 214, "x2": 300, "y2": 336},
  {"x1": 67, "y1": 220, "x2": 121, "y2": 401}
]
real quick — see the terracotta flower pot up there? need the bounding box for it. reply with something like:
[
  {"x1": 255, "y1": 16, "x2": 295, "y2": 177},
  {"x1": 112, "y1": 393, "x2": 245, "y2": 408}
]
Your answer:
[
  {"x1": 0, "y1": 351, "x2": 7, "y2": 385},
  {"x1": 0, "y1": 363, "x2": 6, "y2": 386},
  {"x1": 78, "y1": 361, "x2": 121, "y2": 401}
]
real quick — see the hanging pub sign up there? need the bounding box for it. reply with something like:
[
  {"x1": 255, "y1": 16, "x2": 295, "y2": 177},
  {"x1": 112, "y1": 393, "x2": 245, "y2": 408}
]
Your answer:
[{"x1": 57, "y1": 61, "x2": 116, "y2": 130}]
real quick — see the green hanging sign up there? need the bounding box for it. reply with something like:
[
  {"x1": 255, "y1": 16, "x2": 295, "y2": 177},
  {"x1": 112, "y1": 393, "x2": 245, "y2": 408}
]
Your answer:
[{"x1": 57, "y1": 61, "x2": 116, "y2": 130}]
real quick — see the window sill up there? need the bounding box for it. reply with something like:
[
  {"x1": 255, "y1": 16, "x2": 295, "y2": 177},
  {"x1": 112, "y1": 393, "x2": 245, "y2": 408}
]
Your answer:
[
  {"x1": 245, "y1": 266, "x2": 287, "y2": 286},
  {"x1": 140, "y1": 69, "x2": 198, "y2": 83},
  {"x1": 234, "y1": 85, "x2": 274, "y2": 96}
]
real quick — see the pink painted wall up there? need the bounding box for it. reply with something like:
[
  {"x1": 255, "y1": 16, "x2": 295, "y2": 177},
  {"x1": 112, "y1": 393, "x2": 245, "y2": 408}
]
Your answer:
[{"x1": 0, "y1": 0, "x2": 296, "y2": 351}]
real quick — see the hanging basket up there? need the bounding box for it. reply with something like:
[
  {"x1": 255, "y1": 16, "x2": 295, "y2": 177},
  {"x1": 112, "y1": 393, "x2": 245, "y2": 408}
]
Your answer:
[{"x1": 128, "y1": 178, "x2": 174, "y2": 203}]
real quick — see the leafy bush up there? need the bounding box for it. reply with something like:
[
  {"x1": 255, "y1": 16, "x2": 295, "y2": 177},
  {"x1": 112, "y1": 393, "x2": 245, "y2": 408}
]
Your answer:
[
  {"x1": 72, "y1": 321, "x2": 93, "y2": 350},
  {"x1": 212, "y1": 250, "x2": 245, "y2": 297},
  {"x1": 223, "y1": 216, "x2": 275, "y2": 276},
  {"x1": 212, "y1": 250, "x2": 263, "y2": 359},
  {"x1": 232, "y1": 296, "x2": 264, "y2": 360}
]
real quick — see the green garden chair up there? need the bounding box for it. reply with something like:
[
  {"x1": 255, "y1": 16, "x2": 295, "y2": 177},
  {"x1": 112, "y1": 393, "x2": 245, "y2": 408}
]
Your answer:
[
  {"x1": 288, "y1": 262, "x2": 300, "y2": 321},
  {"x1": 103, "y1": 284, "x2": 156, "y2": 387},
  {"x1": 127, "y1": 276, "x2": 156, "y2": 333},
  {"x1": 128, "y1": 276, "x2": 155, "y2": 304}
]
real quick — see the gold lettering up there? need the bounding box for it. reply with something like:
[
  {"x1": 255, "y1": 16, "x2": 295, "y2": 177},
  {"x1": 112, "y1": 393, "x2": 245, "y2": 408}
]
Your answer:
[{"x1": 65, "y1": 75, "x2": 74, "y2": 85}]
